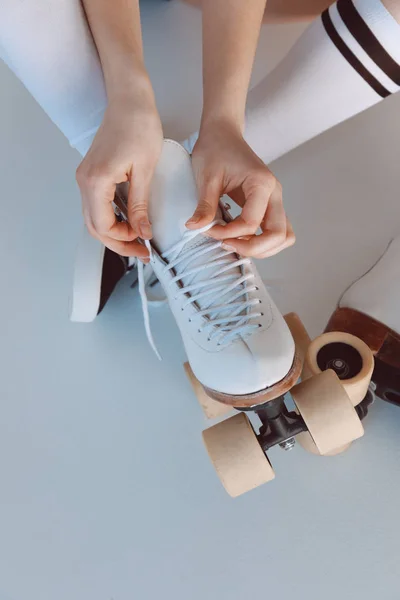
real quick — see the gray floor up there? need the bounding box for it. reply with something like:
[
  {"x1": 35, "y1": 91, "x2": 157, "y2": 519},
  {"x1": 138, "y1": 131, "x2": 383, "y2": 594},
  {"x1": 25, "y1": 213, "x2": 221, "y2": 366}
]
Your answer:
[{"x1": 1, "y1": 1, "x2": 400, "y2": 599}]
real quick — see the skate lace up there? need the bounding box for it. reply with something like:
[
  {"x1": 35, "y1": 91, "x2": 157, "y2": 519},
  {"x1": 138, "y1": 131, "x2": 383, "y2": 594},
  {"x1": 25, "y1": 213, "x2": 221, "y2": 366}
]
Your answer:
[{"x1": 138, "y1": 221, "x2": 263, "y2": 359}]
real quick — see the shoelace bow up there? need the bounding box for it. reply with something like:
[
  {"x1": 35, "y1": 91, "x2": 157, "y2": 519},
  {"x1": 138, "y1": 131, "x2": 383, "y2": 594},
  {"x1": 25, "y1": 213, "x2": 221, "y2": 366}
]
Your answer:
[{"x1": 138, "y1": 220, "x2": 263, "y2": 359}]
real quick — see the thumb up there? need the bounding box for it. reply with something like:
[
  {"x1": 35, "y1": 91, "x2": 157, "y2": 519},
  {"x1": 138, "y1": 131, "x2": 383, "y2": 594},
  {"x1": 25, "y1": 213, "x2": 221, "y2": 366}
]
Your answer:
[
  {"x1": 127, "y1": 172, "x2": 153, "y2": 240},
  {"x1": 186, "y1": 178, "x2": 221, "y2": 229}
]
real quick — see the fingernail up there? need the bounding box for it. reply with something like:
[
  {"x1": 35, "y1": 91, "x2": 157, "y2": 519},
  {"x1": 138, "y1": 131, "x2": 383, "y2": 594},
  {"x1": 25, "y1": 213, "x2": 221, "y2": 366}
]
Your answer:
[
  {"x1": 222, "y1": 243, "x2": 236, "y2": 252},
  {"x1": 186, "y1": 217, "x2": 200, "y2": 227},
  {"x1": 139, "y1": 220, "x2": 152, "y2": 239}
]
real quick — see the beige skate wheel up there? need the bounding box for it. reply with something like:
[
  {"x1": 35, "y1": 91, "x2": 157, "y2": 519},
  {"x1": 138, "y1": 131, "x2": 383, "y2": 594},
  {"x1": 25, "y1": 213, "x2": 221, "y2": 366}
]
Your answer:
[
  {"x1": 291, "y1": 370, "x2": 364, "y2": 456},
  {"x1": 296, "y1": 431, "x2": 351, "y2": 456},
  {"x1": 284, "y1": 313, "x2": 312, "y2": 367},
  {"x1": 304, "y1": 332, "x2": 374, "y2": 406},
  {"x1": 184, "y1": 362, "x2": 231, "y2": 419},
  {"x1": 203, "y1": 412, "x2": 275, "y2": 497}
]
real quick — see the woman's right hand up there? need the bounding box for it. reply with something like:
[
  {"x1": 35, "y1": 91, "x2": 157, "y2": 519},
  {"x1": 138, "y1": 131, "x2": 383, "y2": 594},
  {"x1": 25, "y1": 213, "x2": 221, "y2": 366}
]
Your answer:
[{"x1": 76, "y1": 81, "x2": 163, "y2": 259}]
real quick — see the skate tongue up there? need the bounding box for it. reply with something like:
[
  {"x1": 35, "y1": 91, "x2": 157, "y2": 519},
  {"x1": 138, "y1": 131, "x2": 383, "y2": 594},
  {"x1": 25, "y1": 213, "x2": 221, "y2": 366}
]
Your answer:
[
  {"x1": 148, "y1": 140, "x2": 199, "y2": 254},
  {"x1": 147, "y1": 140, "x2": 242, "y2": 319},
  {"x1": 148, "y1": 140, "x2": 229, "y2": 250}
]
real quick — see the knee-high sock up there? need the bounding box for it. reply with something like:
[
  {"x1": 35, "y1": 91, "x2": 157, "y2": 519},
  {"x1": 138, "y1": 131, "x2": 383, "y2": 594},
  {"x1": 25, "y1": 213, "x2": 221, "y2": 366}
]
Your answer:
[
  {"x1": 2, "y1": 0, "x2": 399, "y2": 163},
  {"x1": 184, "y1": 0, "x2": 400, "y2": 163},
  {"x1": 0, "y1": 0, "x2": 106, "y2": 157}
]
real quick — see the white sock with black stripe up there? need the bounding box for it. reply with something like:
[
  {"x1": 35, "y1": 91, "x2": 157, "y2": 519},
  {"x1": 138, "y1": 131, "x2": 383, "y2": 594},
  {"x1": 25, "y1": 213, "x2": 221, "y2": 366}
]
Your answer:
[
  {"x1": 183, "y1": 0, "x2": 400, "y2": 163},
  {"x1": 328, "y1": 0, "x2": 400, "y2": 95},
  {"x1": 245, "y1": 0, "x2": 400, "y2": 163}
]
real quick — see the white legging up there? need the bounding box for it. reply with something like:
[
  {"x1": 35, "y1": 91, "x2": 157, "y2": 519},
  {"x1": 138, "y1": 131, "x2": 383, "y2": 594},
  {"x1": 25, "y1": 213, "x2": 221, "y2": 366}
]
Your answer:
[
  {"x1": 1, "y1": 0, "x2": 399, "y2": 162},
  {"x1": 0, "y1": 0, "x2": 106, "y2": 157}
]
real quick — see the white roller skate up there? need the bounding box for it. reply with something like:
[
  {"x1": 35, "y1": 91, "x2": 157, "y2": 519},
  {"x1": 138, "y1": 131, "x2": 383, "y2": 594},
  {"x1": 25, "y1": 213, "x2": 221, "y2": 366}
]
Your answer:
[{"x1": 139, "y1": 139, "x2": 297, "y2": 398}]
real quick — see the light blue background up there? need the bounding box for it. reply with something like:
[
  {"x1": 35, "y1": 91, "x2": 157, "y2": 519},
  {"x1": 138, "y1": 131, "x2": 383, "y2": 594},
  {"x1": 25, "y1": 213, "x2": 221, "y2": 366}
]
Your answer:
[{"x1": 1, "y1": 1, "x2": 400, "y2": 598}]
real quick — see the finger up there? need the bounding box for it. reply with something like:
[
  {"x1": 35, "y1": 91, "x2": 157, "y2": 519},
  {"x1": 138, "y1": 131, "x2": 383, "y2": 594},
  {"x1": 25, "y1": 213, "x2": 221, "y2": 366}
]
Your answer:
[
  {"x1": 79, "y1": 174, "x2": 136, "y2": 242},
  {"x1": 210, "y1": 175, "x2": 276, "y2": 240},
  {"x1": 103, "y1": 239, "x2": 149, "y2": 258},
  {"x1": 209, "y1": 213, "x2": 260, "y2": 240},
  {"x1": 127, "y1": 168, "x2": 153, "y2": 240},
  {"x1": 83, "y1": 213, "x2": 148, "y2": 259},
  {"x1": 106, "y1": 217, "x2": 137, "y2": 241},
  {"x1": 222, "y1": 185, "x2": 286, "y2": 257},
  {"x1": 255, "y1": 218, "x2": 296, "y2": 259},
  {"x1": 285, "y1": 218, "x2": 295, "y2": 246},
  {"x1": 94, "y1": 229, "x2": 150, "y2": 258},
  {"x1": 186, "y1": 176, "x2": 221, "y2": 229}
]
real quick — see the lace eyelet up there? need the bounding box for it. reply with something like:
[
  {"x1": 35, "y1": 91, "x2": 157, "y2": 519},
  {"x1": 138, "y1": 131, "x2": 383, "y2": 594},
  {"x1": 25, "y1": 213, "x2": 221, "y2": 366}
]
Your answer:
[
  {"x1": 198, "y1": 329, "x2": 201, "y2": 333},
  {"x1": 255, "y1": 286, "x2": 259, "y2": 291},
  {"x1": 258, "y1": 324, "x2": 262, "y2": 328},
  {"x1": 261, "y1": 312, "x2": 264, "y2": 316},
  {"x1": 259, "y1": 300, "x2": 262, "y2": 304}
]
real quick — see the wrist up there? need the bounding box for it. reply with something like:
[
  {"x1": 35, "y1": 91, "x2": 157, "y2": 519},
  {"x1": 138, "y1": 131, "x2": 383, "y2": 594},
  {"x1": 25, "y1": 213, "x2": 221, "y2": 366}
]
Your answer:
[
  {"x1": 201, "y1": 75, "x2": 248, "y2": 134},
  {"x1": 199, "y1": 113, "x2": 245, "y2": 139},
  {"x1": 200, "y1": 96, "x2": 245, "y2": 135},
  {"x1": 105, "y1": 62, "x2": 155, "y2": 105}
]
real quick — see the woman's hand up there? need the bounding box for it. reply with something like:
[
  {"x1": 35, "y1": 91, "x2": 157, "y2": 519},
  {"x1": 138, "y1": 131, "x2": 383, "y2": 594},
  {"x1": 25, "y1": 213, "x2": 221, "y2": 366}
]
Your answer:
[
  {"x1": 76, "y1": 84, "x2": 163, "y2": 258},
  {"x1": 187, "y1": 121, "x2": 295, "y2": 259}
]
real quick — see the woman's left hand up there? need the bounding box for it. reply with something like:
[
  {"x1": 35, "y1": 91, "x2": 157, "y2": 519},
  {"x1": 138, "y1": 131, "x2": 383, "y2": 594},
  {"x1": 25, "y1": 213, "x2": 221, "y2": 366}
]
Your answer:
[{"x1": 186, "y1": 121, "x2": 295, "y2": 258}]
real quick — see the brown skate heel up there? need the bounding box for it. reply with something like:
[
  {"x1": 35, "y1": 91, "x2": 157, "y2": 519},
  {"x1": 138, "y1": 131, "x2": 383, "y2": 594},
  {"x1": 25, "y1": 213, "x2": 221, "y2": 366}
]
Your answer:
[{"x1": 326, "y1": 307, "x2": 400, "y2": 405}]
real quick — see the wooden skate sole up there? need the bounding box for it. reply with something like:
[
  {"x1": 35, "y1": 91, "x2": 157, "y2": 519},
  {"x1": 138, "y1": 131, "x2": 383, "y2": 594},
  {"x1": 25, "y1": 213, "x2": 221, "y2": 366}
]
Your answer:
[
  {"x1": 203, "y1": 351, "x2": 302, "y2": 409},
  {"x1": 326, "y1": 307, "x2": 400, "y2": 370}
]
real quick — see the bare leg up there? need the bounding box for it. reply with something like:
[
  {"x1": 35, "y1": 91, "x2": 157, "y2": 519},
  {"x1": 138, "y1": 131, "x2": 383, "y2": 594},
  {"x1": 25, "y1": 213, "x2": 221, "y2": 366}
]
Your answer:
[
  {"x1": 183, "y1": 0, "x2": 400, "y2": 25},
  {"x1": 181, "y1": 0, "x2": 334, "y2": 23}
]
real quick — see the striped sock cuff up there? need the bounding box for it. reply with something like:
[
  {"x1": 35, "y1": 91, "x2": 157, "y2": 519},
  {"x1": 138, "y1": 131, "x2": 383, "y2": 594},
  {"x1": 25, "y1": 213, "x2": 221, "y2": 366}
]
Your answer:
[{"x1": 321, "y1": 0, "x2": 400, "y2": 98}]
